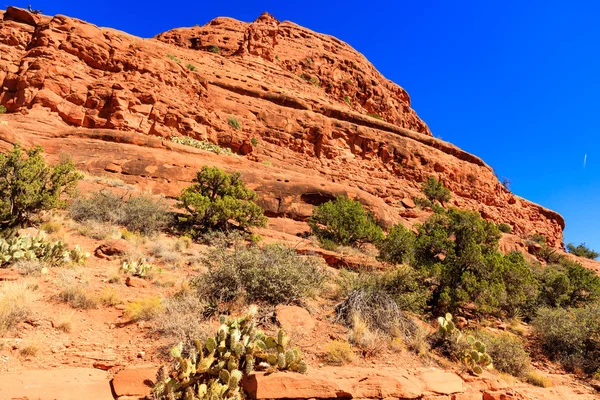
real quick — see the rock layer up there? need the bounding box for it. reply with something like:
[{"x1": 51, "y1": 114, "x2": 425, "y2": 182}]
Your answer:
[{"x1": 0, "y1": 6, "x2": 565, "y2": 246}]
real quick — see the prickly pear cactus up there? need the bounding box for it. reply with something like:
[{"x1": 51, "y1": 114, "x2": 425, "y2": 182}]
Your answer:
[
  {"x1": 464, "y1": 335, "x2": 492, "y2": 375},
  {"x1": 0, "y1": 234, "x2": 89, "y2": 267},
  {"x1": 152, "y1": 306, "x2": 308, "y2": 400}
]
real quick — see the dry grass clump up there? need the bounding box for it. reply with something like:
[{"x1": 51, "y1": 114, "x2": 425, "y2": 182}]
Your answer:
[
  {"x1": 72, "y1": 220, "x2": 122, "y2": 240},
  {"x1": 125, "y1": 297, "x2": 164, "y2": 321},
  {"x1": 54, "y1": 319, "x2": 73, "y2": 333},
  {"x1": 324, "y1": 340, "x2": 355, "y2": 365},
  {"x1": 99, "y1": 287, "x2": 121, "y2": 306},
  {"x1": 19, "y1": 344, "x2": 40, "y2": 357},
  {"x1": 57, "y1": 286, "x2": 99, "y2": 309},
  {"x1": 348, "y1": 314, "x2": 383, "y2": 354},
  {"x1": 526, "y1": 371, "x2": 553, "y2": 387},
  {"x1": 152, "y1": 291, "x2": 210, "y2": 341},
  {"x1": 0, "y1": 282, "x2": 36, "y2": 334},
  {"x1": 13, "y1": 259, "x2": 47, "y2": 276}
]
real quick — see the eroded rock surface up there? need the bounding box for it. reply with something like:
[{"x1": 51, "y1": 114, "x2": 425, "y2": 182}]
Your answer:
[{"x1": 0, "y1": 6, "x2": 565, "y2": 246}]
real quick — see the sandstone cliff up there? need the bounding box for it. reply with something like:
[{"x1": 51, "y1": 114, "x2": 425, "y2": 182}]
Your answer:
[{"x1": 0, "y1": 7, "x2": 565, "y2": 246}]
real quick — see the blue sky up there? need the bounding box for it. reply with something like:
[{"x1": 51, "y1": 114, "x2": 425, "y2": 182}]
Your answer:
[{"x1": 18, "y1": 1, "x2": 600, "y2": 251}]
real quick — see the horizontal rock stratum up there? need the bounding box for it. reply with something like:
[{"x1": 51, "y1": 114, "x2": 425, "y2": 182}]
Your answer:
[{"x1": 0, "y1": 6, "x2": 565, "y2": 246}]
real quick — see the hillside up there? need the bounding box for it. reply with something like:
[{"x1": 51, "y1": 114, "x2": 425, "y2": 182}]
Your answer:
[{"x1": 1, "y1": 6, "x2": 599, "y2": 400}]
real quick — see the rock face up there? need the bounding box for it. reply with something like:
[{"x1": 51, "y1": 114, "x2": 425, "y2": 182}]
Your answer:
[{"x1": 0, "y1": 6, "x2": 565, "y2": 246}]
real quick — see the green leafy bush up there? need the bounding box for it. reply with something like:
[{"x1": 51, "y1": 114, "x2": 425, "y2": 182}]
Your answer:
[
  {"x1": 413, "y1": 208, "x2": 537, "y2": 315},
  {"x1": 497, "y1": 223, "x2": 512, "y2": 233},
  {"x1": 566, "y1": 242, "x2": 599, "y2": 260},
  {"x1": 534, "y1": 259, "x2": 600, "y2": 308},
  {"x1": 0, "y1": 105, "x2": 6, "y2": 114},
  {"x1": 309, "y1": 196, "x2": 383, "y2": 247},
  {"x1": 152, "y1": 307, "x2": 307, "y2": 399},
  {"x1": 178, "y1": 166, "x2": 267, "y2": 233},
  {"x1": 532, "y1": 304, "x2": 600, "y2": 374},
  {"x1": 0, "y1": 145, "x2": 80, "y2": 229},
  {"x1": 185, "y1": 63, "x2": 196, "y2": 71},
  {"x1": 377, "y1": 223, "x2": 415, "y2": 265},
  {"x1": 207, "y1": 45, "x2": 220, "y2": 54},
  {"x1": 194, "y1": 243, "x2": 326, "y2": 305},
  {"x1": 70, "y1": 191, "x2": 170, "y2": 235},
  {"x1": 421, "y1": 177, "x2": 451, "y2": 206}
]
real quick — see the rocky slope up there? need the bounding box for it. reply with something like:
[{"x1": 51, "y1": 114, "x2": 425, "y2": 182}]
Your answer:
[{"x1": 0, "y1": 6, "x2": 564, "y2": 247}]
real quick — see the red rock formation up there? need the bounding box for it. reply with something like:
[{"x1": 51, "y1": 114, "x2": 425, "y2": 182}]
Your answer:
[{"x1": 0, "y1": 6, "x2": 565, "y2": 247}]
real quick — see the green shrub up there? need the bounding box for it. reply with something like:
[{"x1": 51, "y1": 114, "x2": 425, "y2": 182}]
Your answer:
[
  {"x1": 497, "y1": 223, "x2": 512, "y2": 233},
  {"x1": 194, "y1": 243, "x2": 326, "y2": 305},
  {"x1": 377, "y1": 223, "x2": 415, "y2": 265},
  {"x1": 343, "y1": 95, "x2": 351, "y2": 106},
  {"x1": 70, "y1": 191, "x2": 170, "y2": 235},
  {"x1": 0, "y1": 145, "x2": 80, "y2": 229},
  {"x1": 309, "y1": 196, "x2": 383, "y2": 247},
  {"x1": 227, "y1": 116, "x2": 242, "y2": 130},
  {"x1": 166, "y1": 54, "x2": 181, "y2": 63},
  {"x1": 207, "y1": 45, "x2": 220, "y2": 54},
  {"x1": 185, "y1": 63, "x2": 196, "y2": 71},
  {"x1": 421, "y1": 176, "x2": 451, "y2": 206},
  {"x1": 178, "y1": 166, "x2": 267, "y2": 233},
  {"x1": 566, "y1": 242, "x2": 599, "y2": 260},
  {"x1": 250, "y1": 137, "x2": 258, "y2": 147},
  {"x1": 0, "y1": 105, "x2": 6, "y2": 114},
  {"x1": 534, "y1": 259, "x2": 600, "y2": 308},
  {"x1": 152, "y1": 307, "x2": 307, "y2": 399},
  {"x1": 413, "y1": 208, "x2": 537, "y2": 315},
  {"x1": 532, "y1": 304, "x2": 600, "y2": 374}
]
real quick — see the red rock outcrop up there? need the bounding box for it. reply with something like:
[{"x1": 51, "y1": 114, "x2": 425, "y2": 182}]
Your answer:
[{"x1": 0, "y1": 6, "x2": 565, "y2": 247}]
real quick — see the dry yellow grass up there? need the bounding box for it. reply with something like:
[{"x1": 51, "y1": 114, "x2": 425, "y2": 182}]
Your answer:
[
  {"x1": 0, "y1": 282, "x2": 36, "y2": 335},
  {"x1": 526, "y1": 371, "x2": 553, "y2": 387},
  {"x1": 324, "y1": 340, "x2": 355, "y2": 365},
  {"x1": 125, "y1": 297, "x2": 164, "y2": 321}
]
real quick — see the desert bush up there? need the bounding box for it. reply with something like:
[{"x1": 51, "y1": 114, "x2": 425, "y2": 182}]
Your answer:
[
  {"x1": 227, "y1": 116, "x2": 242, "y2": 130},
  {"x1": 20, "y1": 344, "x2": 39, "y2": 357},
  {"x1": 170, "y1": 136, "x2": 235, "y2": 156},
  {"x1": 195, "y1": 243, "x2": 326, "y2": 305},
  {"x1": 99, "y1": 287, "x2": 121, "y2": 306},
  {"x1": 497, "y1": 223, "x2": 512, "y2": 233},
  {"x1": 58, "y1": 286, "x2": 98, "y2": 309},
  {"x1": 477, "y1": 332, "x2": 531, "y2": 377},
  {"x1": 534, "y1": 259, "x2": 600, "y2": 308},
  {"x1": 70, "y1": 191, "x2": 170, "y2": 235},
  {"x1": 348, "y1": 314, "x2": 383, "y2": 354},
  {"x1": 152, "y1": 307, "x2": 307, "y2": 399},
  {"x1": 207, "y1": 45, "x2": 220, "y2": 54},
  {"x1": 0, "y1": 282, "x2": 35, "y2": 334},
  {"x1": 413, "y1": 208, "x2": 537, "y2": 316},
  {"x1": 126, "y1": 297, "x2": 164, "y2": 321},
  {"x1": 309, "y1": 196, "x2": 383, "y2": 247},
  {"x1": 377, "y1": 223, "x2": 415, "y2": 265},
  {"x1": 0, "y1": 145, "x2": 81, "y2": 229},
  {"x1": 152, "y1": 291, "x2": 209, "y2": 341},
  {"x1": 566, "y1": 242, "x2": 599, "y2": 260},
  {"x1": 532, "y1": 304, "x2": 600, "y2": 374},
  {"x1": 421, "y1": 176, "x2": 451, "y2": 206},
  {"x1": 13, "y1": 259, "x2": 46, "y2": 275},
  {"x1": 178, "y1": 166, "x2": 267, "y2": 233},
  {"x1": 324, "y1": 340, "x2": 355, "y2": 365}
]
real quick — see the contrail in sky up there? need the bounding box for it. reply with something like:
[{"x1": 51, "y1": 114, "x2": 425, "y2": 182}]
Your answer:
[{"x1": 584, "y1": 153, "x2": 587, "y2": 168}]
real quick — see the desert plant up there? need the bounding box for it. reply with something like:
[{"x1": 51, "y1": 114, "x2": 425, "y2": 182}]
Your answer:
[
  {"x1": 195, "y1": 243, "x2": 325, "y2": 305},
  {"x1": 0, "y1": 282, "x2": 35, "y2": 335},
  {"x1": 126, "y1": 297, "x2": 164, "y2": 321},
  {"x1": 178, "y1": 166, "x2": 267, "y2": 233},
  {"x1": 0, "y1": 145, "x2": 81, "y2": 229},
  {"x1": 324, "y1": 340, "x2": 355, "y2": 365},
  {"x1": 170, "y1": 136, "x2": 236, "y2": 156},
  {"x1": 377, "y1": 223, "x2": 415, "y2": 265},
  {"x1": 152, "y1": 307, "x2": 307, "y2": 399},
  {"x1": 309, "y1": 196, "x2": 383, "y2": 247},
  {"x1": 0, "y1": 105, "x2": 6, "y2": 114},
  {"x1": 534, "y1": 259, "x2": 600, "y2": 308},
  {"x1": 227, "y1": 116, "x2": 242, "y2": 130},
  {"x1": 479, "y1": 332, "x2": 530, "y2": 377},
  {"x1": 122, "y1": 257, "x2": 154, "y2": 278},
  {"x1": 497, "y1": 223, "x2": 512, "y2": 233},
  {"x1": 343, "y1": 95, "x2": 351, "y2": 106},
  {"x1": 566, "y1": 242, "x2": 599, "y2": 260},
  {"x1": 152, "y1": 291, "x2": 209, "y2": 341},
  {"x1": 186, "y1": 64, "x2": 197, "y2": 71},
  {"x1": 526, "y1": 371, "x2": 553, "y2": 387},
  {"x1": 58, "y1": 286, "x2": 98, "y2": 309},
  {"x1": 70, "y1": 191, "x2": 170, "y2": 235},
  {"x1": 207, "y1": 45, "x2": 220, "y2": 54},
  {"x1": 250, "y1": 138, "x2": 258, "y2": 147},
  {"x1": 464, "y1": 335, "x2": 493, "y2": 375},
  {"x1": 532, "y1": 304, "x2": 600, "y2": 374},
  {"x1": 166, "y1": 54, "x2": 181, "y2": 63},
  {"x1": 0, "y1": 234, "x2": 88, "y2": 267},
  {"x1": 366, "y1": 113, "x2": 383, "y2": 120},
  {"x1": 421, "y1": 176, "x2": 451, "y2": 206}
]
